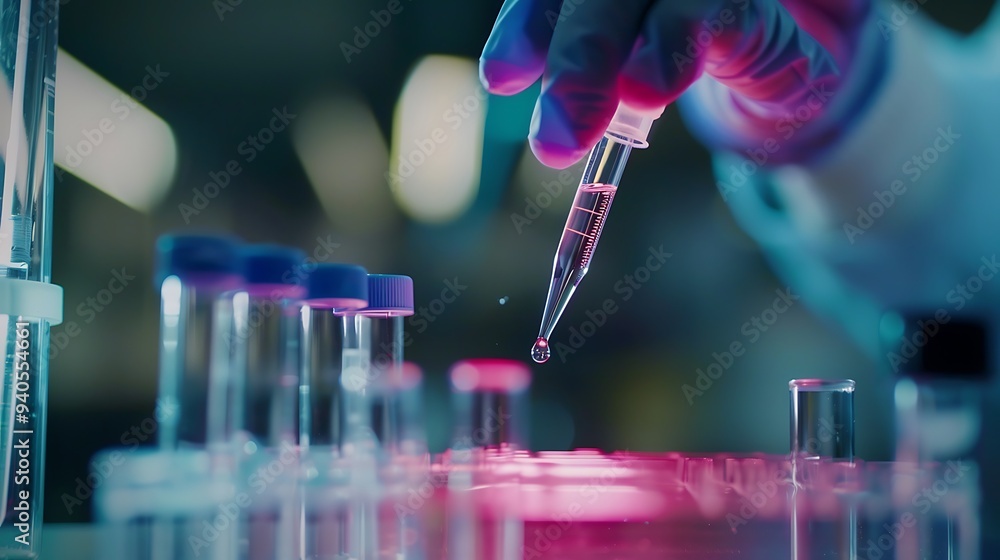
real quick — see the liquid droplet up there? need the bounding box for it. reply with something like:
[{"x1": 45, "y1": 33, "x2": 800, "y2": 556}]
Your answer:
[
  {"x1": 499, "y1": 296, "x2": 509, "y2": 305},
  {"x1": 531, "y1": 337, "x2": 550, "y2": 363}
]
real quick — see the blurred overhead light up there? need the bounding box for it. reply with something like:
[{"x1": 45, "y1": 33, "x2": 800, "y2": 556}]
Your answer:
[
  {"x1": 54, "y1": 49, "x2": 177, "y2": 212},
  {"x1": 292, "y1": 94, "x2": 394, "y2": 233},
  {"x1": 389, "y1": 55, "x2": 484, "y2": 224}
]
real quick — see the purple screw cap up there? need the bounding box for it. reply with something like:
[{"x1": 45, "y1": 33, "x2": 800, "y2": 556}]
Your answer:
[{"x1": 361, "y1": 274, "x2": 414, "y2": 317}]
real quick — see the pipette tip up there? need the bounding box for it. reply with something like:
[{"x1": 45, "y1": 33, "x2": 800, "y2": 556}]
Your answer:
[{"x1": 531, "y1": 337, "x2": 550, "y2": 364}]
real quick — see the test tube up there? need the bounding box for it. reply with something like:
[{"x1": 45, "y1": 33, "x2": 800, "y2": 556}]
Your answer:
[
  {"x1": 789, "y1": 379, "x2": 856, "y2": 560},
  {"x1": 369, "y1": 362, "x2": 426, "y2": 458},
  {"x1": 0, "y1": 1, "x2": 59, "y2": 554},
  {"x1": 155, "y1": 234, "x2": 245, "y2": 452},
  {"x1": 237, "y1": 244, "x2": 306, "y2": 448},
  {"x1": 449, "y1": 359, "x2": 532, "y2": 456},
  {"x1": 881, "y1": 311, "x2": 987, "y2": 559},
  {"x1": 357, "y1": 274, "x2": 416, "y2": 454},
  {"x1": 789, "y1": 379, "x2": 855, "y2": 461},
  {"x1": 235, "y1": 244, "x2": 306, "y2": 560},
  {"x1": 299, "y1": 263, "x2": 369, "y2": 560},
  {"x1": 532, "y1": 103, "x2": 664, "y2": 363},
  {"x1": 370, "y1": 363, "x2": 428, "y2": 560},
  {"x1": 299, "y1": 263, "x2": 369, "y2": 450},
  {"x1": 448, "y1": 359, "x2": 531, "y2": 560}
]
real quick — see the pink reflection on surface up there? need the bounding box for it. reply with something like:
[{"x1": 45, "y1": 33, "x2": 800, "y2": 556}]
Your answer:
[
  {"x1": 371, "y1": 450, "x2": 967, "y2": 559},
  {"x1": 450, "y1": 359, "x2": 532, "y2": 393}
]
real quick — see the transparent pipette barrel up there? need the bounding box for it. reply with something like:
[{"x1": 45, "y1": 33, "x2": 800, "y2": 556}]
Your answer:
[
  {"x1": 532, "y1": 102, "x2": 663, "y2": 362},
  {"x1": 449, "y1": 359, "x2": 532, "y2": 457},
  {"x1": 0, "y1": 0, "x2": 59, "y2": 555},
  {"x1": 299, "y1": 263, "x2": 369, "y2": 450},
  {"x1": 532, "y1": 136, "x2": 630, "y2": 363},
  {"x1": 235, "y1": 245, "x2": 307, "y2": 560},
  {"x1": 358, "y1": 274, "x2": 417, "y2": 455},
  {"x1": 155, "y1": 234, "x2": 245, "y2": 452},
  {"x1": 789, "y1": 379, "x2": 856, "y2": 560}
]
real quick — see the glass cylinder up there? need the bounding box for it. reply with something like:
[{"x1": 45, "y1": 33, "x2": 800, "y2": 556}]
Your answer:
[
  {"x1": 789, "y1": 379, "x2": 855, "y2": 461},
  {"x1": 0, "y1": 1, "x2": 59, "y2": 553}
]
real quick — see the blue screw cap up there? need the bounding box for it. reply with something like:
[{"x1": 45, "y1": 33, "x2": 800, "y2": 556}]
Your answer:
[
  {"x1": 305, "y1": 263, "x2": 369, "y2": 310},
  {"x1": 241, "y1": 244, "x2": 306, "y2": 286},
  {"x1": 155, "y1": 234, "x2": 242, "y2": 286}
]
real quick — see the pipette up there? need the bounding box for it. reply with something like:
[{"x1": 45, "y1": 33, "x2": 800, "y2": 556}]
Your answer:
[{"x1": 531, "y1": 103, "x2": 663, "y2": 363}]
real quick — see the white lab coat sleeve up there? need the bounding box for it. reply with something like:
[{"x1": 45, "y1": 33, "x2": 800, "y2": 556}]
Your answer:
[{"x1": 709, "y1": 4, "x2": 1000, "y2": 361}]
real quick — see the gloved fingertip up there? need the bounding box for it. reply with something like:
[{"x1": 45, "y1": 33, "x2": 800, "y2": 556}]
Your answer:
[
  {"x1": 529, "y1": 137, "x2": 590, "y2": 169},
  {"x1": 528, "y1": 96, "x2": 597, "y2": 169},
  {"x1": 479, "y1": 59, "x2": 538, "y2": 95}
]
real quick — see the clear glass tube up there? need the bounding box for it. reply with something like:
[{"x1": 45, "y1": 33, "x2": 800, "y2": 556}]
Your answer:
[
  {"x1": 240, "y1": 286, "x2": 303, "y2": 447},
  {"x1": 894, "y1": 378, "x2": 982, "y2": 463},
  {"x1": 156, "y1": 275, "x2": 246, "y2": 451},
  {"x1": 0, "y1": 0, "x2": 58, "y2": 555},
  {"x1": 532, "y1": 136, "x2": 633, "y2": 363},
  {"x1": 789, "y1": 379, "x2": 856, "y2": 560},
  {"x1": 449, "y1": 359, "x2": 531, "y2": 457},
  {"x1": 299, "y1": 305, "x2": 345, "y2": 450},
  {"x1": 337, "y1": 312, "x2": 378, "y2": 560},
  {"x1": 369, "y1": 361, "x2": 425, "y2": 458},
  {"x1": 339, "y1": 312, "x2": 373, "y2": 451},
  {"x1": 789, "y1": 379, "x2": 855, "y2": 461},
  {"x1": 235, "y1": 286, "x2": 303, "y2": 560}
]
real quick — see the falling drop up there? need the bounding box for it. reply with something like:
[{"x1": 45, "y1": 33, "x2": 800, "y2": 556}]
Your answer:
[
  {"x1": 499, "y1": 296, "x2": 509, "y2": 305},
  {"x1": 531, "y1": 337, "x2": 550, "y2": 364}
]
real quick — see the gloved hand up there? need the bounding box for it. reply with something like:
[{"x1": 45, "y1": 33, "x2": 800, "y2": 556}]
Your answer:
[{"x1": 480, "y1": 0, "x2": 881, "y2": 168}]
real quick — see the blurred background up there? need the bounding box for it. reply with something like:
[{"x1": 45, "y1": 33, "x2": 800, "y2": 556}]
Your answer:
[{"x1": 45, "y1": 0, "x2": 995, "y2": 523}]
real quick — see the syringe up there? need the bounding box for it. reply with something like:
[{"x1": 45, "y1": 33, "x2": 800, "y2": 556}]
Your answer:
[{"x1": 532, "y1": 103, "x2": 662, "y2": 363}]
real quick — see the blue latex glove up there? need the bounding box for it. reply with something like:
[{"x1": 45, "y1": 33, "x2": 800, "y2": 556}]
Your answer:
[{"x1": 480, "y1": 0, "x2": 879, "y2": 168}]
